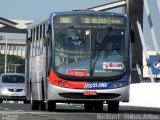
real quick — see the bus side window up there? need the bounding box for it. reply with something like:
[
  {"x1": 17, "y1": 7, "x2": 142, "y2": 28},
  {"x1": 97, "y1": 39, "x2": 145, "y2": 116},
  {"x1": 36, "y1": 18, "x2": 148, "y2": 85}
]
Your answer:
[
  {"x1": 39, "y1": 25, "x2": 43, "y2": 55},
  {"x1": 43, "y1": 22, "x2": 51, "y2": 46},
  {"x1": 30, "y1": 29, "x2": 34, "y2": 57},
  {"x1": 43, "y1": 23, "x2": 45, "y2": 38},
  {"x1": 33, "y1": 28, "x2": 36, "y2": 42},
  {"x1": 26, "y1": 29, "x2": 31, "y2": 58},
  {"x1": 40, "y1": 25, "x2": 42, "y2": 40},
  {"x1": 36, "y1": 26, "x2": 40, "y2": 55},
  {"x1": 30, "y1": 29, "x2": 33, "y2": 42},
  {"x1": 27, "y1": 29, "x2": 31, "y2": 42},
  {"x1": 42, "y1": 24, "x2": 46, "y2": 54},
  {"x1": 36, "y1": 26, "x2": 39, "y2": 41},
  {"x1": 33, "y1": 28, "x2": 36, "y2": 56}
]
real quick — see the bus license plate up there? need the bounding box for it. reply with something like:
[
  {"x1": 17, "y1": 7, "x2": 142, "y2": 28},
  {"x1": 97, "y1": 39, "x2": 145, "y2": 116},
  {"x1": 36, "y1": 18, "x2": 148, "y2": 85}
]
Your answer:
[{"x1": 84, "y1": 91, "x2": 97, "y2": 95}]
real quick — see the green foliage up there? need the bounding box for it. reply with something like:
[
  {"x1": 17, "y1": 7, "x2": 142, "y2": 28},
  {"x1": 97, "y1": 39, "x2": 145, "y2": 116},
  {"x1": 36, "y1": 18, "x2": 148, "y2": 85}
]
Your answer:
[{"x1": 0, "y1": 54, "x2": 25, "y2": 73}]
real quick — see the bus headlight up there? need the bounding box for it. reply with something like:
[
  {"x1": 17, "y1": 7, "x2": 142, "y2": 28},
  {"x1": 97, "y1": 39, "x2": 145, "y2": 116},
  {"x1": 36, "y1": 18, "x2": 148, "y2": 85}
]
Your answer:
[
  {"x1": 63, "y1": 82, "x2": 68, "y2": 87},
  {"x1": 58, "y1": 81, "x2": 62, "y2": 86},
  {"x1": 108, "y1": 81, "x2": 128, "y2": 89}
]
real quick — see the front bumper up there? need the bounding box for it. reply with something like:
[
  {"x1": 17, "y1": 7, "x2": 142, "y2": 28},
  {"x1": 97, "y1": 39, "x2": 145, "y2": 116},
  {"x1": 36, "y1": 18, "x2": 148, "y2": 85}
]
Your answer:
[
  {"x1": 0, "y1": 89, "x2": 26, "y2": 100},
  {"x1": 47, "y1": 82, "x2": 130, "y2": 102}
]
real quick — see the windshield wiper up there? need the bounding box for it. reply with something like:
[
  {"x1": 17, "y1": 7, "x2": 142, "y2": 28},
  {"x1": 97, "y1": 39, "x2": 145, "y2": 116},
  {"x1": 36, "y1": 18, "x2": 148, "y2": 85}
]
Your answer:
[
  {"x1": 96, "y1": 26, "x2": 112, "y2": 44},
  {"x1": 90, "y1": 26, "x2": 112, "y2": 76},
  {"x1": 90, "y1": 53, "x2": 100, "y2": 76}
]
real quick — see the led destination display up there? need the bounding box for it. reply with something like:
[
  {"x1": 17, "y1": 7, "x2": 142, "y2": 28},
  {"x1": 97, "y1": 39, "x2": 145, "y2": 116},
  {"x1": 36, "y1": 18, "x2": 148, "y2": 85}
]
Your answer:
[{"x1": 55, "y1": 15, "x2": 124, "y2": 26}]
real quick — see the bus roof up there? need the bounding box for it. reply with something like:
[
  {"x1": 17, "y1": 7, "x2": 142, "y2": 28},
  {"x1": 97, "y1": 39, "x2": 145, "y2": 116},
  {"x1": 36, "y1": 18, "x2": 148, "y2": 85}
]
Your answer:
[
  {"x1": 51, "y1": 10, "x2": 127, "y2": 17},
  {"x1": 27, "y1": 15, "x2": 49, "y2": 29}
]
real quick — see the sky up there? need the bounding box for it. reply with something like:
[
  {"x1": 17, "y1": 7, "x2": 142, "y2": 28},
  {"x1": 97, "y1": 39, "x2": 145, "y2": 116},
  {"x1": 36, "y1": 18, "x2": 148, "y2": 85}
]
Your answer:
[
  {"x1": 0, "y1": 0, "x2": 160, "y2": 48},
  {"x1": 0, "y1": 0, "x2": 115, "y2": 20}
]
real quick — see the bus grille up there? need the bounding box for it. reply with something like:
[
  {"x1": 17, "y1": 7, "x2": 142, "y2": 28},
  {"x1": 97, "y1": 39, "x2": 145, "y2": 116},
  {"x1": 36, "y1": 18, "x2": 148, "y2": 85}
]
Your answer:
[{"x1": 59, "y1": 93, "x2": 120, "y2": 99}]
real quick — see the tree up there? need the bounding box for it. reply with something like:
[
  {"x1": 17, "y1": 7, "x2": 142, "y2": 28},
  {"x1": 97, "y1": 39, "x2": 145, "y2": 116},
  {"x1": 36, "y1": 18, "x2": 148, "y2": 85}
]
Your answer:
[{"x1": 0, "y1": 54, "x2": 25, "y2": 73}]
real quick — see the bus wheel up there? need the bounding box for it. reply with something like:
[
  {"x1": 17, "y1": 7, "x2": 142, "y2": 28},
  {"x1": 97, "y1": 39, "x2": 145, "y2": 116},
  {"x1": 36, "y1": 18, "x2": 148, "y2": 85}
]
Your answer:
[
  {"x1": 31, "y1": 91, "x2": 40, "y2": 110},
  {"x1": 94, "y1": 102, "x2": 103, "y2": 112},
  {"x1": 40, "y1": 101, "x2": 46, "y2": 110},
  {"x1": 108, "y1": 101, "x2": 119, "y2": 113},
  {"x1": 84, "y1": 102, "x2": 94, "y2": 112},
  {"x1": 31, "y1": 100, "x2": 40, "y2": 110},
  {"x1": 45, "y1": 101, "x2": 56, "y2": 111},
  {"x1": 40, "y1": 80, "x2": 45, "y2": 110}
]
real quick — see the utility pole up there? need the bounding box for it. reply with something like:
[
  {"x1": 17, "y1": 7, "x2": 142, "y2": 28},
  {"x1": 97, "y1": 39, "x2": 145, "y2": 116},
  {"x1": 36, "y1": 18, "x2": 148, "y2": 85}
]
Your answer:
[
  {"x1": 11, "y1": 64, "x2": 21, "y2": 73},
  {"x1": 5, "y1": 33, "x2": 8, "y2": 73}
]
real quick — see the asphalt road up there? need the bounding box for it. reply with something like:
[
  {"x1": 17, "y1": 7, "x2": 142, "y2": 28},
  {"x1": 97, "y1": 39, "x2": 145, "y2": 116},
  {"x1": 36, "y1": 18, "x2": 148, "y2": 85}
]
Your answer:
[{"x1": 0, "y1": 102, "x2": 160, "y2": 120}]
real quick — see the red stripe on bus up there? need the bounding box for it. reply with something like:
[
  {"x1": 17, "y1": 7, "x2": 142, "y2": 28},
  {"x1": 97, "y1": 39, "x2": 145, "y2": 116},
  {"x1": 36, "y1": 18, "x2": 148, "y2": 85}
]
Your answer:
[{"x1": 49, "y1": 69, "x2": 86, "y2": 89}]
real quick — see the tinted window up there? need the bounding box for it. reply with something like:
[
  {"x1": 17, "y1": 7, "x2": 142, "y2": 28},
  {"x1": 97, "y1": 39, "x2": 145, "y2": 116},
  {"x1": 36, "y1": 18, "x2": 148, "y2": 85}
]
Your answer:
[{"x1": 2, "y1": 75, "x2": 25, "y2": 83}]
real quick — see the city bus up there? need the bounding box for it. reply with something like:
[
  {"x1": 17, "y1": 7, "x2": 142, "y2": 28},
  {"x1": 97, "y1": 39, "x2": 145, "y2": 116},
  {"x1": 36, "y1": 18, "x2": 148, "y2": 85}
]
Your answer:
[{"x1": 25, "y1": 10, "x2": 131, "y2": 113}]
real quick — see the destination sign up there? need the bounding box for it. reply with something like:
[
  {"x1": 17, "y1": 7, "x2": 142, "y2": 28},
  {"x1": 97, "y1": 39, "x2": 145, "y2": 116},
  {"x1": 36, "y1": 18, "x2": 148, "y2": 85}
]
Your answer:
[
  {"x1": 81, "y1": 17, "x2": 124, "y2": 24},
  {"x1": 56, "y1": 15, "x2": 124, "y2": 25},
  {"x1": 59, "y1": 16, "x2": 73, "y2": 23}
]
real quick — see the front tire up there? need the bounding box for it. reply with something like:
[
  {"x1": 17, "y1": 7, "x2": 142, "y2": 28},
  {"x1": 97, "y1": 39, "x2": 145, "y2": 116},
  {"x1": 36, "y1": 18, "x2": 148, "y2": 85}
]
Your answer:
[
  {"x1": 30, "y1": 89, "x2": 40, "y2": 110},
  {"x1": 31, "y1": 101, "x2": 40, "y2": 110},
  {"x1": 94, "y1": 102, "x2": 103, "y2": 112},
  {"x1": 108, "y1": 101, "x2": 119, "y2": 113},
  {"x1": 84, "y1": 102, "x2": 94, "y2": 112},
  {"x1": 45, "y1": 101, "x2": 56, "y2": 111},
  {"x1": 40, "y1": 101, "x2": 46, "y2": 110}
]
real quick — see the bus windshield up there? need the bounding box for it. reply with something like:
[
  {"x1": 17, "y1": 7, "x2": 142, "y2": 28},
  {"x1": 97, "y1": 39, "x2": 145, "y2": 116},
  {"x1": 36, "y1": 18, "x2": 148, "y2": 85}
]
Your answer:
[{"x1": 54, "y1": 27, "x2": 126, "y2": 78}]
